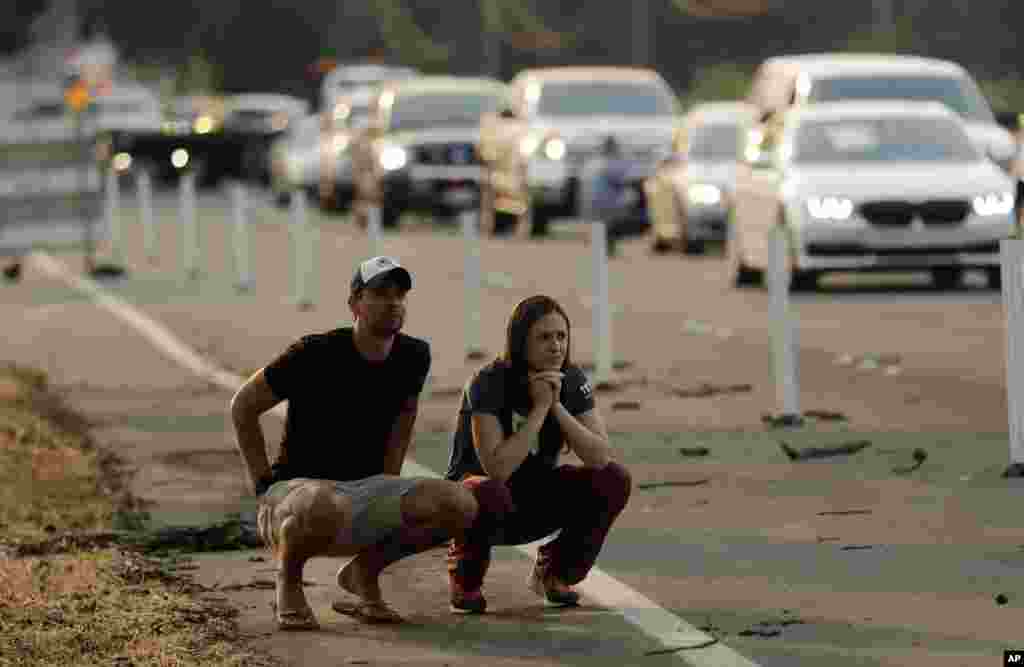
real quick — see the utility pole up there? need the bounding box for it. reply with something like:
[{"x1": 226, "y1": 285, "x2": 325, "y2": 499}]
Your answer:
[
  {"x1": 631, "y1": 0, "x2": 650, "y2": 67},
  {"x1": 481, "y1": 0, "x2": 501, "y2": 78},
  {"x1": 874, "y1": 0, "x2": 894, "y2": 31}
]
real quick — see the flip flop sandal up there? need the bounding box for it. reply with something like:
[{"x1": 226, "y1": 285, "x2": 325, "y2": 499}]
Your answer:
[
  {"x1": 270, "y1": 600, "x2": 320, "y2": 631},
  {"x1": 331, "y1": 599, "x2": 404, "y2": 624}
]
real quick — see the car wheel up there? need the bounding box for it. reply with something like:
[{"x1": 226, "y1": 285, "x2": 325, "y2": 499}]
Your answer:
[
  {"x1": 931, "y1": 267, "x2": 964, "y2": 290},
  {"x1": 492, "y1": 210, "x2": 518, "y2": 236},
  {"x1": 735, "y1": 260, "x2": 763, "y2": 287},
  {"x1": 731, "y1": 240, "x2": 763, "y2": 287},
  {"x1": 274, "y1": 190, "x2": 291, "y2": 208},
  {"x1": 381, "y1": 205, "x2": 402, "y2": 229},
  {"x1": 529, "y1": 205, "x2": 552, "y2": 238},
  {"x1": 790, "y1": 269, "x2": 819, "y2": 292},
  {"x1": 683, "y1": 239, "x2": 706, "y2": 255},
  {"x1": 986, "y1": 266, "x2": 1002, "y2": 290},
  {"x1": 651, "y1": 236, "x2": 674, "y2": 253}
]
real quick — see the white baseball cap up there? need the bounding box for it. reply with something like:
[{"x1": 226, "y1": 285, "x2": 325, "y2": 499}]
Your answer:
[{"x1": 351, "y1": 255, "x2": 412, "y2": 293}]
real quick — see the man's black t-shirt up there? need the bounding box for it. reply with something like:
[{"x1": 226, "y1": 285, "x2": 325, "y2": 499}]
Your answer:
[
  {"x1": 264, "y1": 327, "x2": 430, "y2": 482},
  {"x1": 445, "y1": 360, "x2": 595, "y2": 487}
]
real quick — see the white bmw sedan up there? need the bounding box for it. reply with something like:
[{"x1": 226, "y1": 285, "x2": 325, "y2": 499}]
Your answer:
[{"x1": 730, "y1": 101, "x2": 1016, "y2": 290}]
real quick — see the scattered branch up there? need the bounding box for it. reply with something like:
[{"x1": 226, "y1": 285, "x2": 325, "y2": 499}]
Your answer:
[{"x1": 780, "y1": 440, "x2": 871, "y2": 461}]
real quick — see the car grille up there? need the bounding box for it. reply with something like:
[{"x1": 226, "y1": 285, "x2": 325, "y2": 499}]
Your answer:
[
  {"x1": 858, "y1": 200, "x2": 971, "y2": 227},
  {"x1": 807, "y1": 241, "x2": 999, "y2": 257},
  {"x1": 414, "y1": 143, "x2": 479, "y2": 166}
]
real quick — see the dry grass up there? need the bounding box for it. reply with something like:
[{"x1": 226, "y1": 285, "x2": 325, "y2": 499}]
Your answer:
[
  {"x1": 0, "y1": 364, "x2": 278, "y2": 667},
  {"x1": 0, "y1": 364, "x2": 113, "y2": 543}
]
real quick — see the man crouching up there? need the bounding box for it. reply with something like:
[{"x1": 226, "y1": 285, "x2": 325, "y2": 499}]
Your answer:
[{"x1": 231, "y1": 256, "x2": 478, "y2": 630}]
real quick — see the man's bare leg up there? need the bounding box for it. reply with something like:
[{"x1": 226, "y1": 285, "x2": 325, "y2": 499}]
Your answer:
[
  {"x1": 337, "y1": 479, "x2": 477, "y2": 606},
  {"x1": 260, "y1": 480, "x2": 358, "y2": 629}
]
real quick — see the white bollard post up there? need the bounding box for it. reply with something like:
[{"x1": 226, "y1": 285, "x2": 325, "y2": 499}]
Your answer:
[
  {"x1": 137, "y1": 168, "x2": 156, "y2": 264},
  {"x1": 768, "y1": 225, "x2": 800, "y2": 422},
  {"x1": 180, "y1": 170, "x2": 199, "y2": 280},
  {"x1": 105, "y1": 165, "x2": 123, "y2": 266},
  {"x1": 230, "y1": 181, "x2": 252, "y2": 292},
  {"x1": 367, "y1": 204, "x2": 383, "y2": 258},
  {"x1": 591, "y1": 220, "x2": 613, "y2": 385},
  {"x1": 290, "y1": 189, "x2": 314, "y2": 309},
  {"x1": 462, "y1": 210, "x2": 485, "y2": 360},
  {"x1": 1000, "y1": 239, "x2": 1024, "y2": 475}
]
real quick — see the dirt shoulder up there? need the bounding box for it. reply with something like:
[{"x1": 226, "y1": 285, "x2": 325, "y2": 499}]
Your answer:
[{"x1": 0, "y1": 364, "x2": 279, "y2": 667}]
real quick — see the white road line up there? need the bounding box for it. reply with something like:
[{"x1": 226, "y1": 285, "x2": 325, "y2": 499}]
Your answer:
[{"x1": 29, "y1": 250, "x2": 760, "y2": 667}]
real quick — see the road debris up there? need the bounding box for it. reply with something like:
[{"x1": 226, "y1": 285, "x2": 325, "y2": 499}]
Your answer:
[
  {"x1": 634, "y1": 479, "x2": 708, "y2": 489},
  {"x1": 761, "y1": 413, "x2": 805, "y2": 428},
  {"x1": 671, "y1": 382, "x2": 752, "y2": 398},
  {"x1": 780, "y1": 439, "x2": 871, "y2": 461},
  {"x1": 892, "y1": 447, "x2": 928, "y2": 474},
  {"x1": 803, "y1": 409, "x2": 848, "y2": 422}
]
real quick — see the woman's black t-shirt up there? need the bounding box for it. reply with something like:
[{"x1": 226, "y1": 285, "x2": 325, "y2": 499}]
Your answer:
[
  {"x1": 445, "y1": 360, "x2": 595, "y2": 487},
  {"x1": 264, "y1": 327, "x2": 430, "y2": 482}
]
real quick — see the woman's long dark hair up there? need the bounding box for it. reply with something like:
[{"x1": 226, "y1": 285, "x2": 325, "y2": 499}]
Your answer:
[{"x1": 502, "y1": 295, "x2": 572, "y2": 378}]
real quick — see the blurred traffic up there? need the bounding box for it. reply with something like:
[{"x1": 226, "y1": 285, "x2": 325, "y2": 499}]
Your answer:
[{"x1": 4, "y1": 25, "x2": 1024, "y2": 293}]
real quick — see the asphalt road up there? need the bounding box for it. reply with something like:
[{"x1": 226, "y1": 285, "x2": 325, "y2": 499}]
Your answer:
[{"x1": 3, "y1": 182, "x2": 1020, "y2": 666}]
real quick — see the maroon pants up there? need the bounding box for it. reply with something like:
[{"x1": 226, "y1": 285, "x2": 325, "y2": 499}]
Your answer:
[{"x1": 448, "y1": 461, "x2": 631, "y2": 592}]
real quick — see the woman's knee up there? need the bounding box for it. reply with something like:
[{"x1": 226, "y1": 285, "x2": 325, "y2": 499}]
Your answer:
[
  {"x1": 465, "y1": 477, "x2": 516, "y2": 519},
  {"x1": 593, "y1": 461, "x2": 632, "y2": 511}
]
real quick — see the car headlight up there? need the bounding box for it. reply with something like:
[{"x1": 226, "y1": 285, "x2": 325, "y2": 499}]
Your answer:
[
  {"x1": 520, "y1": 134, "x2": 565, "y2": 161},
  {"x1": 378, "y1": 145, "x2": 408, "y2": 171},
  {"x1": 972, "y1": 191, "x2": 1015, "y2": 216},
  {"x1": 193, "y1": 115, "x2": 215, "y2": 134},
  {"x1": 519, "y1": 134, "x2": 540, "y2": 157},
  {"x1": 542, "y1": 136, "x2": 566, "y2": 161},
  {"x1": 687, "y1": 183, "x2": 722, "y2": 206},
  {"x1": 171, "y1": 148, "x2": 190, "y2": 170},
  {"x1": 112, "y1": 152, "x2": 132, "y2": 173},
  {"x1": 806, "y1": 196, "x2": 854, "y2": 220}
]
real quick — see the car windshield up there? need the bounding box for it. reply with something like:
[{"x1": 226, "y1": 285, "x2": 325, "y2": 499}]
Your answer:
[
  {"x1": 808, "y1": 75, "x2": 994, "y2": 122},
  {"x1": 388, "y1": 91, "x2": 503, "y2": 131},
  {"x1": 687, "y1": 123, "x2": 742, "y2": 160},
  {"x1": 536, "y1": 81, "x2": 676, "y2": 116},
  {"x1": 792, "y1": 116, "x2": 980, "y2": 164}
]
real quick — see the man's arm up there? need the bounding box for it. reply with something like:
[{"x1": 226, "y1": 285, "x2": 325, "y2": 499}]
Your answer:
[
  {"x1": 230, "y1": 368, "x2": 283, "y2": 493},
  {"x1": 381, "y1": 396, "x2": 419, "y2": 475}
]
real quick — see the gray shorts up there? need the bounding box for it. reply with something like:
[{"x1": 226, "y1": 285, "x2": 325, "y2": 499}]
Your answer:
[{"x1": 263, "y1": 475, "x2": 424, "y2": 548}]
